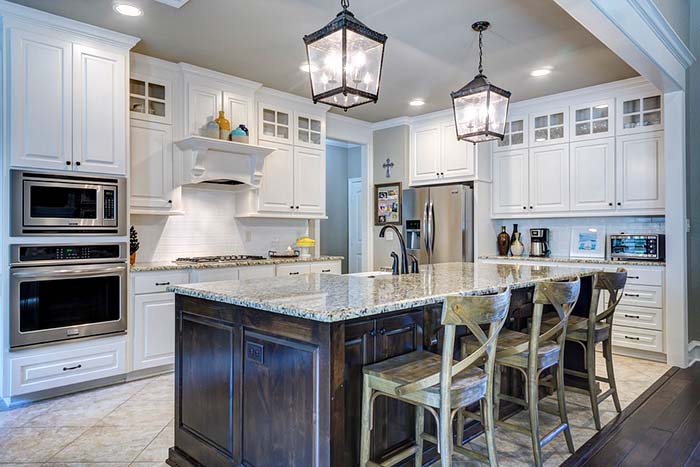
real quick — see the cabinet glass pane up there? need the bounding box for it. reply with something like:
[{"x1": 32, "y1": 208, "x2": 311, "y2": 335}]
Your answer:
[
  {"x1": 575, "y1": 108, "x2": 591, "y2": 122},
  {"x1": 511, "y1": 133, "x2": 523, "y2": 145},
  {"x1": 643, "y1": 96, "x2": 661, "y2": 111},
  {"x1": 148, "y1": 83, "x2": 166, "y2": 100},
  {"x1": 277, "y1": 125, "x2": 289, "y2": 139},
  {"x1": 130, "y1": 96, "x2": 146, "y2": 113},
  {"x1": 263, "y1": 108, "x2": 276, "y2": 123},
  {"x1": 575, "y1": 122, "x2": 590, "y2": 136},
  {"x1": 592, "y1": 105, "x2": 609, "y2": 119},
  {"x1": 592, "y1": 120, "x2": 609, "y2": 134},
  {"x1": 511, "y1": 120, "x2": 523, "y2": 133},
  {"x1": 643, "y1": 111, "x2": 661, "y2": 127},
  {"x1": 550, "y1": 126, "x2": 564, "y2": 139},
  {"x1": 130, "y1": 79, "x2": 146, "y2": 96},
  {"x1": 277, "y1": 112, "x2": 289, "y2": 125},
  {"x1": 148, "y1": 100, "x2": 165, "y2": 117},
  {"x1": 310, "y1": 119, "x2": 321, "y2": 132},
  {"x1": 298, "y1": 117, "x2": 309, "y2": 129},
  {"x1": 550, "y1": 113, "x2": 564, "y2": 126},
  {"x1": 623, "y1": 99, "x2": 640, "y2": 114},
  {"x1": 498, "y1": 135, "x2": 510, "y2": 147},
  {"x1": 263, "y1": 122, "x2": 275, "y2": 136},
  {"x1": 311, "y1": 132, "x2": 321, "y2": 145},
  {"x1": 534, "y1": 129, "x2": 548, "y2": 142},
  {"x1": 298, "y1": 129, "x2": 309, "y2": 143},
  {"x1": 534, "y1": 116, "x2": 547, "y2": 129},
  {"x1": 623, "y1": 114, "x2": 641, "y2": 129}
]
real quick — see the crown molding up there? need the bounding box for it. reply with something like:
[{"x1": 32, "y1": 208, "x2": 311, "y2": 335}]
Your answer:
[
  {"x1": 370, "y1": 116, "x2": 411, "y2": 131},
  {"x1": 326, "y1": 112, "x2": 372, "y2": 128},
  {"x1": 179, "y1": 62, "x2": 262, "y2": 94},
  {"x1": 256, "y1": 87, "x2": 330, "y2": 114},
  {"x1": 0, "y1": 0, "x2": 140, "y2": 49}
]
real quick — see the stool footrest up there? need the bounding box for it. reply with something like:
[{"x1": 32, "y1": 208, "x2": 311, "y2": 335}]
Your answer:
[
  {"x1": 597, "y1": 387, "x2": 616, "y2": 404},
  {"x1": 540, "y1": 423, "x2": 569, "y2": 448}
]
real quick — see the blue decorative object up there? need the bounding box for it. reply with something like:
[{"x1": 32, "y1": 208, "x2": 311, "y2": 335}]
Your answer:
[{"x1": 230, "y1": 124, "x2": 249, "y2": 143}]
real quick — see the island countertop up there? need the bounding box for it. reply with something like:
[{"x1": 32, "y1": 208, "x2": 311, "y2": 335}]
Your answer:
[{"x1": 168, "y1": 262, "x2": 600, "y2": 323}]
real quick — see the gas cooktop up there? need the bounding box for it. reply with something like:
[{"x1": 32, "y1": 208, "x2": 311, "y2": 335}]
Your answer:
[{"x1": 174, "y1": 255, "x2": 265, "y2": 264}]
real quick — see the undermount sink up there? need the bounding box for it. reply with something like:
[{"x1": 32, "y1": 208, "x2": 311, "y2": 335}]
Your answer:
[{"x1": 346, "y1": 271, "x2": 393, "y2": 278}]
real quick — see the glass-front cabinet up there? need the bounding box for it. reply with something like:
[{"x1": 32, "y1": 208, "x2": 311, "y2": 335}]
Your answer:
[
  {"x1": 294, "y1": 112, "x2": 325, "y2": 149},
  {"x1": 494, "y1": 115, "x2": 528, "y2": 152},
  {"x1": 529, "y1": 108, "x2": 568, "y2": 146},
  {"x1": 259, "y1": 103, "x2": 292, "y2": 144},
  {"x1": 570, "y1": 99, "x2": 615, "y2": 141},
  {"x1": 130, "y1": 75, "x2": 171, "y2": 124},
  {"x1": 617, "y1": 93, "x2": 663, "y2": 134}
]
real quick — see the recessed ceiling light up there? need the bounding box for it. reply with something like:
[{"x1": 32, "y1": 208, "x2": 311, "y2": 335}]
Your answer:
[
  {"x1": 299, "y1": 62, "x2": 318, "y2": 73},
  {"x1": 409, "y1": 99, "x2": 425, "y2": 107},
  {"x1": 113, "y1": 2, "x2": 143, "y2": 16},
  {"x1": 530, "y1": 68, "x2": 552, "y2": 77}
]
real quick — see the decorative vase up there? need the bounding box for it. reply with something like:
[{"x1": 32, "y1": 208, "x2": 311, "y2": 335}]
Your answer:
[
  {"x1": 497, "y1": 226, "x2": 510, "y2": 256},
  {"x1": 215, "y1": 111, "x2": 231, "y2": 140},
  {"x1": 510, "y1": 223, "x2": 519, "y2": 246},
  {"x1": 205, "y1": 119, "x2": 219, "y2": 139},
  {"x1": 230, "y1": 125, "x2": 249, "y2": 143},
  {"x1": 510, "y1": 232, "x2": 525, "y2": 256}
]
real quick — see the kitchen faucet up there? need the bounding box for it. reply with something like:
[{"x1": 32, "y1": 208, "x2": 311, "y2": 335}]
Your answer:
[{"x1": 379, "y1": 225, "x2": 409, "y2": 274}]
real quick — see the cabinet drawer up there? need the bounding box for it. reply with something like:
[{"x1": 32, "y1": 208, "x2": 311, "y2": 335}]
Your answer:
[
  {"x1": 10, "y1": 337, "x2": 126, "y2": 396},
  {"x1": 238, "y1": 265, "x2": 275, "y2": 280},
  {"x1": 276, "y1": 263, "x2": 311, "y2": 277},
  {"x1": 620, "y1": 285, "x2": 663, "y2": 308},
  {"x1": 614, "y1": 305, "x2": 662, "y2": 331},
  {"x1": 619, "y1": 267, "x2": 664, "y2": 287},
  {"x1": 192, "y1": 267, "x2": 240, "y2": 283},
  {"x1": 612, "y1": 326, "x2": 663, "y2": 353},
  {"x1": 133, "y1": 270, "x2": 189, "y2": 294},
  {"x1": 309, "y1": 261, "x2": 341, "y2": 274}
]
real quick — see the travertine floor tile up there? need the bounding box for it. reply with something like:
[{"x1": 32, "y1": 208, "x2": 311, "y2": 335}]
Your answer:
[
  {"x1": 134, "y1": 421, "x2": 173, "y2": 463},
  {"x1": 98, "y1": 399, "x2": 173, "y2": 430},
  {"x1": 50, "y1": 426, "x2": 162, "y2": 463},
  {"x1": 0, "y1": 427, "x2": 88, "y2": 462}
]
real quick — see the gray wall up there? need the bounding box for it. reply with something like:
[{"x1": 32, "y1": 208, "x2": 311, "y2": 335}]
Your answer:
[
  {"x1": 687, "y1": 2, "x2": 700, "y2": 341},
  {"x1": 372, "y1": 125, "x2": 409, "y2": 270}
]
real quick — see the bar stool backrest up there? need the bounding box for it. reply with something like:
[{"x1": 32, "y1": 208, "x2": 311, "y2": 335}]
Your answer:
[{"x1": 590, "y1": 269, "x2": 628, "y2": 325}]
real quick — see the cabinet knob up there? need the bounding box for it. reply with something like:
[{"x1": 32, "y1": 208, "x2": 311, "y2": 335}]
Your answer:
[
  {"x1": 529, "y1": 206, "x2": 533, "y2": 209},
  {"x1": 290, "y1": 205, "x2": 294, "y2": 209},
  {"x1": 436, "y1": 172, "x2": 440, "y2": 177},
  {"x1": 369, "y1": 329, "x2": 377, "y2": 337},
  {"x1": 608, "y1": 202, "x2": 613, "y2": 206},
  {"x1": 295, "y1": 206, "x2": 300, "y2": 209},
  {"x1": 75, "y1": 161, "x2": 81, "y2": 166},
  {"x1": 523, "y1": 206, "x2": 527, "y2": 210},
  {"x1": 66, "y1": 161, "x2": 72, "y2": 166},
  {"x1": 617, "y1": 202, "x2": 622, "y2": 206},
  {"x1": 378, "y1": 328, "x2": 386, "y2": 335},
  {"x1": 168, "y1": 200, "x2": 172, "y2": 204}
]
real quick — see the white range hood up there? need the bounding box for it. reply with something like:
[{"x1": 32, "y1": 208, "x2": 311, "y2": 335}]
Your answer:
[{"x1": 174, "y1": 136, "x2": 275, "y2": 187}]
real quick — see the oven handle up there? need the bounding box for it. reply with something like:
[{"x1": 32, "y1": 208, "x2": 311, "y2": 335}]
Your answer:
[{"x1": 11, "y1": 264, "x2": 127, "y2": 278}]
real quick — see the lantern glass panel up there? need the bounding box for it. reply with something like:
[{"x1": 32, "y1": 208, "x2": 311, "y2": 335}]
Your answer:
[
  {"x1": 307, "y1": 29, "x2": 344, "y2": 97},
  {"x1": 454, "y1": 89, "x2": 489, "y2": 136},
  {"x1": 317, "y1": 93, "x2": 373, "y2": 108},
  {"x1": 488, "y1": 91, "x2": 509, "y2": 136},
  {"x1": 345, "y1": 29, "x2": 383, "y2": 95}
]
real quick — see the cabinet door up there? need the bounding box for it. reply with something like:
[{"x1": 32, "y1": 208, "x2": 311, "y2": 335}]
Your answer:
[
  {"x1": 258, "y1": 141, "x2": 295, "y2": 213},
  {"x1": 72, "y1": 45, "x2": 127, "y2": 175},
  {"x1": 238, "y1": 265, "x2": 275, "y2": 280},
  {"x1": 617, "y1": 93, "x2": 663, "y2": 135},
  {"x1": 492, "y1": 149, "x2": 529, "y2": 215},
  {"x1": 309, "y1": 261, "x2": 341, "y2": 274},
  {"x1": 570, "y1": 138, "x2": 615, "y2": 211},
  {"x1": 528, "y1": 144, "x2": 569, "y2": 212},
  {"x1": 616, "y1": 131, "x2": 664, "y2": 210},
  {"x1": 293, "y1": 147, "x2": 325, "y2": 215},
  {"x1": 410, "y1": 124, "x2": 440, "y2": 185},
  {"x1": 530, "y1": 108, "x2": 568, "y2": 146},
  {"x1": 570, "y1": 99, "x2": 615, "y2": 141},
  {"x1": 440, "y1": 122, "x2": 474, "y2": 181},
  {"x1": 223, "y1": 91, "x2": 253, "y2": 141},
  {"x1": 493, "y1": 115, "x2": 528, "y2": 152},
  {"x1": 276, "y1": 263, "x2": 311, "y2": 276},
  {"x1": 133, "y1": 293, "x2": 175, "y2": 371},
  {"x1": 259, "y1": 103, "x2": 292, "y2": 145},
  {"x1": 130, "y1": 74, "x2": 171, "y2": 124},
  {"x1": 9, "y1": 28, "x2": 72, "y2": 171},
  {"x1": 294, "y1": 112, "x2": 325, "y2": 149},
  {"x1": 187, "y1": 82, "x2": 222, "y2": 137},
  {"x1": 130, "y1": 120, "x2": 174, "y2": 210}
]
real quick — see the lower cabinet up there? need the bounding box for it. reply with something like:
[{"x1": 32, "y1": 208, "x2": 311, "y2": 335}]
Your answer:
[
  {"x1": 276, "y1": 263, "x2": 311, "y2": 276},
  {"x1": 132, "y1": 293, "x2": 176, "y2": 371}
]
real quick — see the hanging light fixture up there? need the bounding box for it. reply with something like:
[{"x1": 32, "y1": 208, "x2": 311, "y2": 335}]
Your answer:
[
  {"x1": 303, "y1": 0, "x2": 387, "y2": 111},
  {"x1": 451, "y1": 21, "x2": 511, "y2": 143}
]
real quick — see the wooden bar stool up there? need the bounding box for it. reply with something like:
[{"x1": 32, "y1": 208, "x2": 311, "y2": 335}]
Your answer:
[
  {"x1": 541, "y1": 269, "x2": 627, "y2": 430},
  {"x1": 359, "y1": 287, "x2": 511, "y2": 467},
  {"x1": 462, "y1": 276, "x2": 580, "y2": 467}
]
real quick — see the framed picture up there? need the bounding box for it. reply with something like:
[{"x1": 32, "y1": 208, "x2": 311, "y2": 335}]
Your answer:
[
  {"x1": 374, "y1": 182, "x2": 402, "y2": 225},
  {"x1": 570, "y1": 226, "x2": 606, "y2": 258}
]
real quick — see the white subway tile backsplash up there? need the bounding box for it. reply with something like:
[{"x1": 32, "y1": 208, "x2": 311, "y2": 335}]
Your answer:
[{"x1": 131, "y1": 186, "x2": 308, "y2": 262}]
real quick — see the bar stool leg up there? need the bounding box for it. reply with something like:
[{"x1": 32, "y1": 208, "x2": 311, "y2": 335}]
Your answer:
[
  {"x1": 586, "y1": 342, "x2": 602, "y2": 430},
  {"x1": 493, "y1": 364, "x2": 502, "y2": 421},
  {"x1": 482, "y1": 390, "x2": 498, "y2": 466},
  {"x1": 556, "y1": 363, "x2": 575, "y2": 453},
  {"x1": 439, "y1": 403, "x2": 452, "y2": 467},
  {"x1": 415, "y1": 406, "x2": 424, "y2": 467},
  {"x1": 527, "y1": 370, "x2": 543, "y2": 467},
  {"x1": 360, "y1": 376, "x2": 372, "y2": 466},
  {"x1": 455, "y1": 408, "x2": 464, "y2": 446},
  {"x1": 604, "y1": 338, "x2": 622, "y2": 413}
]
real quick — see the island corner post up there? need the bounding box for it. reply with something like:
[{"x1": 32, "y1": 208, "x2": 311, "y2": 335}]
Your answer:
[{"x1": 167, "y1": 274, "x2": 595, "y2": 467}]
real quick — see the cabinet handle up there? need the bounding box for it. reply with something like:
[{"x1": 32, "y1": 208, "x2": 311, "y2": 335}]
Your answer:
[
  {"x1": 608, "y1": 202, "x2": 613, "y2": 206},
  {"x1": 617, "y1": 202, "x2": 622, "y2": 206},
  {"x1": 523, "y1": 206, "x2": 527, "y2": 210},
  {"x1": 529, "y1": 206, "x2": 533, "y2": 209},
  {"x1": 289, "y1": 272, "x2": 300, "y2": 275},
  {"x1": 168, "y1": 200, "x2": 172, "y2": 204},
  {"x1": 63, "y1": 364, "x2": 82, "y2": 371},
  {"x1": 155, "y1": 282, "x2": 171, "y2": 286},
  {"x1": 75, "y1": 161, "x2": 81, "y2": 166},
  {"x1": 66, "y1": 161, "x2": 72, "y2": 166},
  {"x1": 322, "y1": 269, "x2": 331, "y2": 272},
  {"x1": 624, "y1": 335, "x2": 640, "y2": 341},
  {"x1": 436, "y1": 172, "x2": 440, "y2": 177},
  {"x1": 628, "y1": 275, "x2": 640, "y2": 279},
  {"x1": 623, "y1": 314, "x2": 640, "y2": 319},
  {"x1": 296, "y1": 206, "x2": 300, "y2": 209},
  {"x1": 624, "y1": 293, "x2": 640, "y2": 297},
  {"x1": 290, "y1": 205, "x2": 294, "y2": 209},
  {"x1": 378, "y1": 328, "x2": 386, "y2": 335},
  {"x1": 369, "y1": 329, "x2": 377, "y2": 337}
]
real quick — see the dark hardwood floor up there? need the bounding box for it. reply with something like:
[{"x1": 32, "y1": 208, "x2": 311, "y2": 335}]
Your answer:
[{"x1": 564, "y1": 362, "x2": 700, "y2": 467}]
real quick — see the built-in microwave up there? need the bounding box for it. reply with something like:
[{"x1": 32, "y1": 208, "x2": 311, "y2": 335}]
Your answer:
[
  {"x1": 11, "y1": 170, "x2": 126, "y2": 236},
  {"x1": 610, "y1": 234, "x2": 665, "y2": 262}
]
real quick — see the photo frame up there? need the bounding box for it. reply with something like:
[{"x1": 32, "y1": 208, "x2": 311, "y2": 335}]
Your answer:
[
  {"x1": 374, "y1": 182, "x2": 402, "y2": 226},
  {"x1": 570, "y1": 226, "x2": 606, "y2": 258}
]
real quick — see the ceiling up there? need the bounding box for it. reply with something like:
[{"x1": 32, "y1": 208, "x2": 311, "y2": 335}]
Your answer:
[{"x1": 8, "y1": 0, "x2": 639, "y2": 122}]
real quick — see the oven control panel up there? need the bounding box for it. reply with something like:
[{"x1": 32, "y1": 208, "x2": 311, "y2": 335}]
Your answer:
[{"x1": 13, "y1": 244, "x2": 125, "y2": 265}]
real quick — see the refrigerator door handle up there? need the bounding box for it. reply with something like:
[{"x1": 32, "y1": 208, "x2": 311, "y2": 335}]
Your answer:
[
  {"x1": 423, "y1": 201, "x2": 430, "y2": 252},
  {"x1": 429, "y1": 200, "x2": 436, "y2": 253}
]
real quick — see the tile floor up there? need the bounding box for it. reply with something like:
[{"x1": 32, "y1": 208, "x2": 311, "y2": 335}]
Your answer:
[{"x1": 0, "y1": 353, "x2": 668, "y2": 467}]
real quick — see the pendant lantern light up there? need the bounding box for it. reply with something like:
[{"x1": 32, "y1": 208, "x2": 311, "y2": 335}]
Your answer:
[
  {"x1": 303, "y1": 0, "x2": 387, "y2": 111},
  {"x1": 451, "y1": 21, "x2": 511, "y2": 143}
]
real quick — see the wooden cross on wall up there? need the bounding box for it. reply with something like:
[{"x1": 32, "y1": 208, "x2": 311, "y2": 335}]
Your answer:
[{"x1": 382, "y1": 158, "x2": 394, "y2": 178}]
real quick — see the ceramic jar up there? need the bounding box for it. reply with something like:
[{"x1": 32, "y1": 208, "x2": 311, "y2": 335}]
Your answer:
[{"x1": 510, "y1": 231, "x2": 525, "y2": 256}]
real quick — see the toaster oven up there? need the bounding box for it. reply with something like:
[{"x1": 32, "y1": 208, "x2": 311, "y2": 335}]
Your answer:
[{"x1": 609, "y1": 234, "x2": 665, "y2": 261}]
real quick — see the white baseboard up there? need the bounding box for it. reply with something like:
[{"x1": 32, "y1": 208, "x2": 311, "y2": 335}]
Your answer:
[{"x1": 690, "y1": 340, "x2": 700, "y2": 366}]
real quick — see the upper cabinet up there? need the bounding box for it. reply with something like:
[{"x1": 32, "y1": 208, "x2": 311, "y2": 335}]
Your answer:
[
  {"x1": 409, "y1": 119, "x2": 474, "y2": 186},
  {"x1": 294, "y1": 112, "x2": 325, "y2": 149},
  {"x1": 528, "y1": 144, "x2": 570, "y2": 213},
  {"x1": 492, "y1": 149, "x2": 529, "y2": 215},
  {"x1": 7, "y1": 24, "x2": 135, "y2": 175},
  {"x1": 570, "y1": 99, "x2": 615, "y2": 141},
  {"x1": 570, "y1": 138, "x2": 615, "y2": 212},
  {"x1": 493, "y1": 115, "x2": 528, "y2": 152},
  {"x1": 617, "y1": 93, "x2": 663, "y2": 135},
  {"x1": 259, "y1": 104, "x2": 292, "y2": 144},
  {"x1": 130, "y1": 75, "x2": 171, "y2": 124},
  {"x1": 616, "y1": 131, "x2": 664, "y2": 210},
  {"x1": 530, "y1": 108, "x2": 568, "y2": 146},
  {"x1": 130, "y1": 120, "x2": 177, "y2": 213}
]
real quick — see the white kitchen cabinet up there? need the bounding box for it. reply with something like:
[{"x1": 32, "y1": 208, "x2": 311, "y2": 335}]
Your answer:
[
  {"x1": 132, "y1": 270, "x2": 189, "y2": 294},
  {"x1": 294, "y1": 112, "x2": 325, "y2": 149},
  {"x1": 186, "y1": 82, "x2": 222, "y2": 136},
  {"x1": 293, "y1": 147, "x2": 325, "y2": 214},
  {"x1": 409, "y1": 121, "x2": 474, "y2": 186},
  {"x1": 132, "y1": 293, "x2": 176, "y2": 371},
  {"x1": 492, "y1": 149, "x2": 529, "y2": 215},
  {"x1": 615, "y1": 131, "x2": 664, "y2": 211},
  {"x1": 130, "y1": 74, "x2": 171, "y2": 124},
  {"x1": 529, "y1": 108, "x2": 568, "y2": 146},
  {"x1": 570, "y1": 99, "x2": 615, "y2": 141},
  {"x1": 259, "y1": 103, "x2": 293, "y2": 144},
  {"x1": 528, "y1": 144, "x2": 569, "y2": 212},
  {"x1": 72, "y1": 44, "x2": 127, "y2": 175},
  {"x1": 570, "y1": 138, "x2": 615, "y2": 212},
  {"x1": 239, "y1": 265, "x2": 276, "y2": 279},
  {"x1": 224, "y1": 91, "x2": 255, "y2": 141},
  {"x1": 440, "y1": 122, "x2": 475, "y2": 181},
  {"x1": 493, "y1": 115, "x2": 528, "y2": 152},
  {"x1": 9, "y1": 27, "x2": 72, "y2": 171},
  {"x1": 258, "y1": 141, "x2": 296, "y2": 213},
  {"x1": 617, "y1": 93, "x2": 663, "y2": 135},
  {"x1": 131, "y1": 120, "x2": 180, "y2": 213},
  {"x1": 410, "y1": 124, "x2": 440, "y2": 184},
  {"x1": 276, "y1": 263, "x2": 311, "y2": 277},
  {"x1": 193, "y1": 267, "x2": 240, "y2": 282}
]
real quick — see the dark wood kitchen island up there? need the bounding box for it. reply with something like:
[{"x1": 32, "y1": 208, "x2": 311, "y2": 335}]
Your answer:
[{"x1": 165, "y1": 262, "x2": 600, "y2": 467}]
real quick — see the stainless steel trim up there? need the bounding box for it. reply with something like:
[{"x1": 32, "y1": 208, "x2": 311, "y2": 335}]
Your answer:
[
  {"x1": 10, "y1": 243, "x2": 127, "y2": 267},
  {"x1": 429, "y1": 200, "x2": 435, "y2": 253},
  {"x1": 422, "y1": 200, "x2": 430, "y2": 261}
]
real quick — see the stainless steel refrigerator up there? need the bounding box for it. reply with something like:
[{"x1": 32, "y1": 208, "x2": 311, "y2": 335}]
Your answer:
[{"x1": 403, "y1": 184, "x2": 474, "y2": 264}]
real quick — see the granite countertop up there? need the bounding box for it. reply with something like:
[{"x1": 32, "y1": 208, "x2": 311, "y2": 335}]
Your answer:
[
  {"x1": 479, "y1": 255, "x2": 666, "y2": 267},
  {"x1": 168, "y1": 262, "x2": 601, "y2": 323},
  {"x1": 130, "y1": 255, "x2": 344, "y2": 272}
]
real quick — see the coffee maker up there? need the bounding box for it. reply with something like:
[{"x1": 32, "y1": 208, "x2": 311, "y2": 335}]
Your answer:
[{"x1": 530, "y1": 228, "x2": 551, "y2": 257}]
